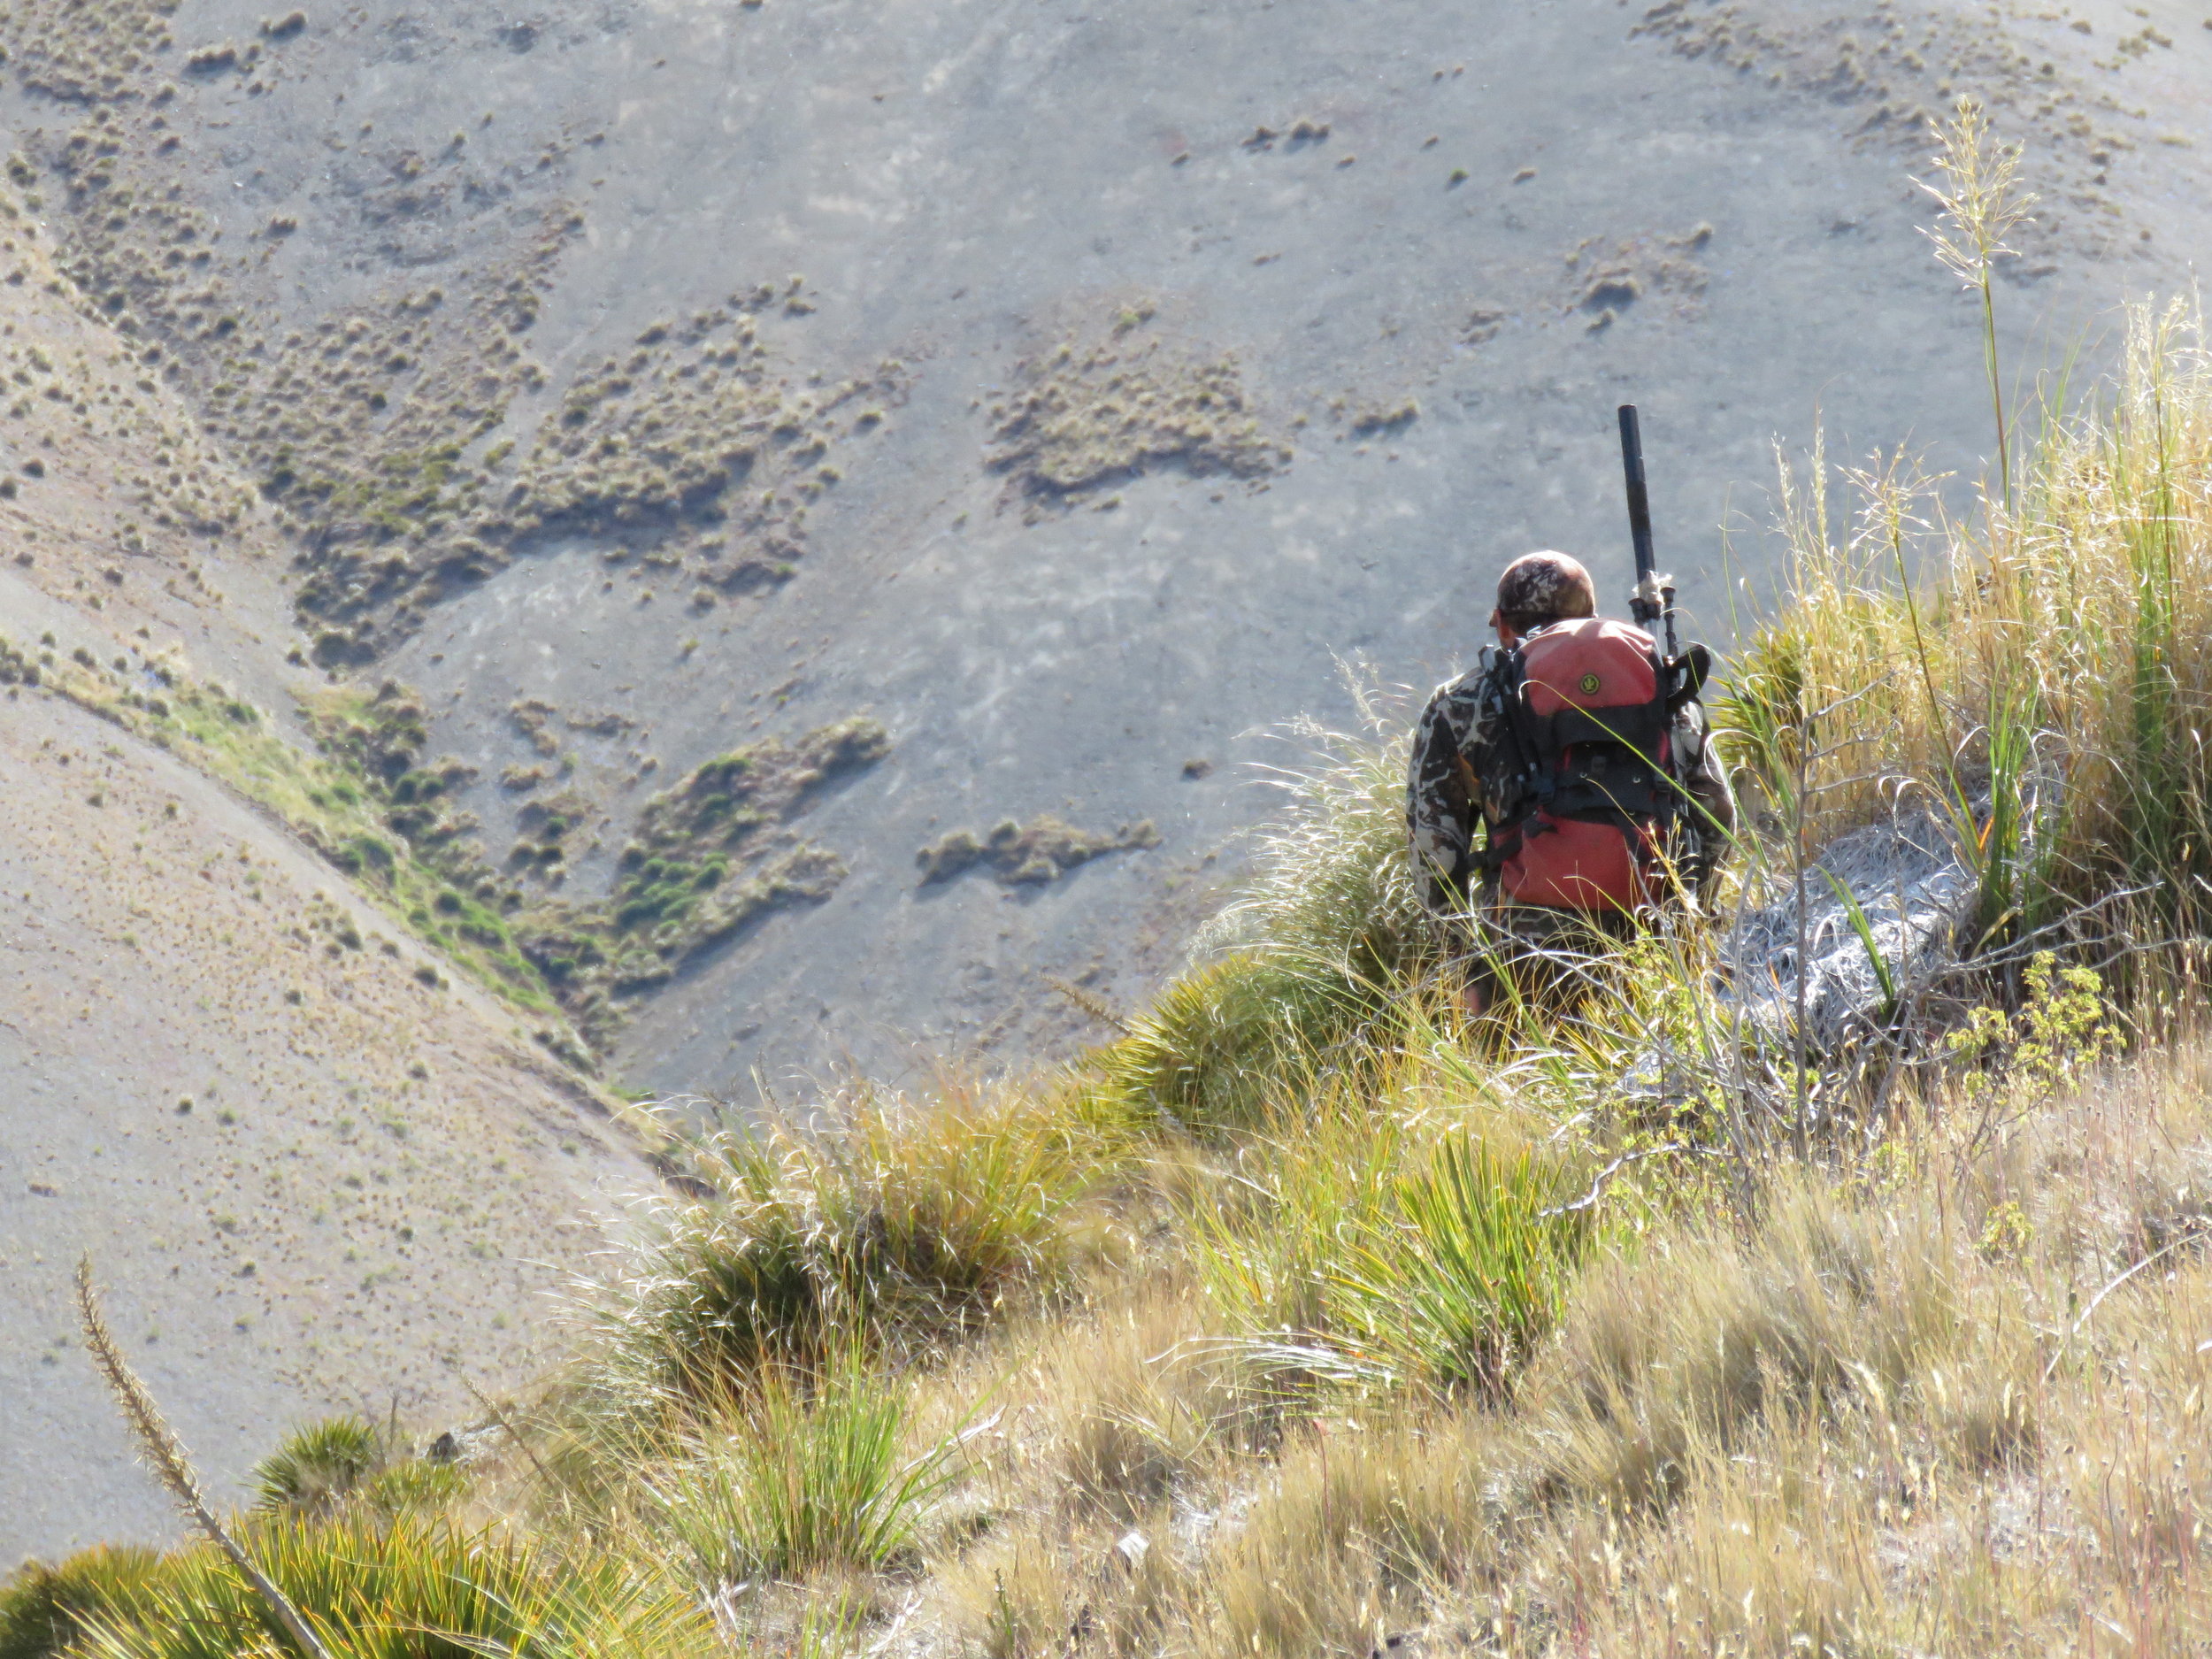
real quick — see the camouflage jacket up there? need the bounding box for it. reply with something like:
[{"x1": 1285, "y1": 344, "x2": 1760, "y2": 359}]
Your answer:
[{"x1": 1404, "y1": 643, "x2": 1735, "y2": 916}]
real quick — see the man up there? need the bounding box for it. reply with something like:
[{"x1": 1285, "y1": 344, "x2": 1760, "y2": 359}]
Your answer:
[{"x1": 1406, "y1": 550, "x2": 1733, "y2": 1010}]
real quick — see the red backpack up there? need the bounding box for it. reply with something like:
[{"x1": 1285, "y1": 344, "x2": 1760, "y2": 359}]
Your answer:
[{"x1": 1487, "y1": 618, "x2": 1684, "y2": 913}]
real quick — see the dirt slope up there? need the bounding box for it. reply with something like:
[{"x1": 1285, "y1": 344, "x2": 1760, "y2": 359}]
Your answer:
[
  {"x1": 0, "y1": 157, "x2": 657, "y2": 1562},
  {"x1": 0, "y1": 681, "x2": 647, "y2": 1561}
]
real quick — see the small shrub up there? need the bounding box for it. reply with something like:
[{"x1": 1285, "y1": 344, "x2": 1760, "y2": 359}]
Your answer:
[
  {"x1": 1946, "y1": 948, "x2": 2122, "y2": 1100},
  {"x1": 251, "y1": 1416, "x2": 385, "y2": 1514},
  {"x1": 641, "y1": 1355, "x2": 961, "y2": 1586},
  {"x1": 1329, "y1": 1136, "x2": 1594, "y2": 1396}
]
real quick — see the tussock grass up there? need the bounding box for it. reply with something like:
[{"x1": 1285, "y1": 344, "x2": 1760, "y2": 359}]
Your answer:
[
  {"x1": 1195, "y1": 1414, "x2": 1501, "y2": 1659},
  {"x1": 925, "y1": 1045, "x2": 2212, "y2": 1659},
  {"x1": 0, "y1": 1549, "x2": 164, "y2": 1659},
  {"x1": 1721, "y1": 300, "x2": 2212, "y2": 954},
  {"x1": 251, "y1": 1417, "x2": 387, "y2": 1516},
  {"x1": 1331, "y1": 1134, "x2": 1594, "y2": 1398},
  {"x1": 1095, "y1": 700, "x2": 1432, "y2": 1132},
  {"x1": 639, "y1": 1354, "x2": 962, "y2": 1586},
  {"x1": 1179, "y1": 1065, "x2": 1597, "y2": 1402},
  {"x1": 69, "y1": 1515, "x2": 718, "y2": 1659},
  {"x1": 570, "y1": 1079, "x2": 1124, "y2": 1405}
]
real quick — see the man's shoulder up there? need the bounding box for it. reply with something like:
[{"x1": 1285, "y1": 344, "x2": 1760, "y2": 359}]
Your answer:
[
  {"x1": 1429, "y1": 652, "x2": 1510, "y2": 710},
  {"x1": 1428, "y1": 649, "x2": 1508, "y2": 700},
  {"x1": 1417, "y1": 657, "x2": 1509, "y2": 752}
]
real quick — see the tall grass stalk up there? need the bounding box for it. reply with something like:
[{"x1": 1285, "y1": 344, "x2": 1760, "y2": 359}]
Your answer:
[
  {"x1": 74, "y1": 1258, "x2": 337, "y2": 1659},
  {"x1": 1916, "y1": 94, "x2": 2035, "y2": 513}
]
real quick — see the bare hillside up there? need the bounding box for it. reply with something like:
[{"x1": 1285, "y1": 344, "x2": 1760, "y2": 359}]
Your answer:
[{"x1": 0, "y1": 141, "x2": 657, "y2": 1561}]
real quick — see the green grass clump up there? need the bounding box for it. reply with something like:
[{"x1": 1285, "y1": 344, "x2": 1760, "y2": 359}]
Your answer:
[
  {"x1": 249, "y1": 1420, "x2": 467, "y2": 1523},
  {"x1": 641, "y1": 1354, "x2": 961, "y2": 1586},
  {"x1": 0, "y1": 1548, "x2": 164, "y2": 1659},
  {"x1": 1330, "y1": 1136, "x2": 1594, "y2": 1396},
  {"x1": 577, "y1": 1081, "x2": 1121, "y2": 1402},
  {"x1": 252, "y1": 1417, "x2": 386, "y2": 1515},
  {"x1": 1095, "y1": 956, "x2": 1349, "y2": 1132},
  {"x1": 1094, "y1": 701, "x2": 1432, "y2": 1132},
  {"x1": 1175, "y1": 1025, "x2": 1604, "y2": 1402},
  {"x1": 62, "y1": 1515, "x2": 715, "y2": 1659},
  {"x1": 1183, "y1": 1080, "x2": 1414, "y2": 1340}
]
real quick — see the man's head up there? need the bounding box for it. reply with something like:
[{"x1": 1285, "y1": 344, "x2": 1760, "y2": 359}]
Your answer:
[{"x1": 1491, "y1": 550, "x2": 1596, "y2": 644}]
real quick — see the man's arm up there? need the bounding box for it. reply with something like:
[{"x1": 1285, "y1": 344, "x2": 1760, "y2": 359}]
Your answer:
[
  {"x1": 1406, "y1": 677, "x2": 1484, "y2": 916},
  {"x1": 1675, "y1": 701, "x2": 1737, "y2": 899}
]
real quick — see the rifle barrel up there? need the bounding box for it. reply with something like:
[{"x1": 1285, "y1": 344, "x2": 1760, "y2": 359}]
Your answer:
[
  {"x1": 1617, "y1": 403, "x2": 1661, "y2": 630},
  {"x1": 1619, "y1": 407, "x2": 1663, "y2": 641}
]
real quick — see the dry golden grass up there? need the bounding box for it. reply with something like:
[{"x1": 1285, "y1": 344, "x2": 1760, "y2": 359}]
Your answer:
[
  {"x1": 1721, "y1": 298, "x2": 2212, "y2": 950},
  {"x1": 881, "y1": 1040, "x2": 2212, "y2": 1659}
]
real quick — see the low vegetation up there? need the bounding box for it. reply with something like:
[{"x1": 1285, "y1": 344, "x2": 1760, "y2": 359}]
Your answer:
[
  {"x1": 0, "y1": 654, "x2": 567, "y2": 1018},
  {"x1": 18, "y1": 108, "x2": 2212, "y2": 1659},
  {"x1": 0, "y1": 642, "x2": 885, "y2": 1060}
]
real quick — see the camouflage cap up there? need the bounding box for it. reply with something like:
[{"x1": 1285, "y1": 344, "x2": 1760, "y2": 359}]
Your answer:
[{"x1": 1495, "y1": 550, "x2": 1597, "y2": 629}]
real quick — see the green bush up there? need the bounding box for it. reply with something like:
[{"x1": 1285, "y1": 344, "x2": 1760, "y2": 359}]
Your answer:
[
  {"x1": 66, "y1": 1514, "x2": 715, "y2": 1659},
  {"x1": 642, "y1": 1355, "x2": 961, "y2": 1588},
  {"x1": 252, "y1": 1416, "x2": 386, "y2": 1514}
]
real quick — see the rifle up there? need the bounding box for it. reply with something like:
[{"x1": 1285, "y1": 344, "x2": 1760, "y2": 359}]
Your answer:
[{"x1": 1615, "y1": 403, "x2": 1678, "y2": 661}]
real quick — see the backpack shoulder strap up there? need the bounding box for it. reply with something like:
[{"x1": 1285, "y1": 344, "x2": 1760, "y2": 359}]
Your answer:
[{"x1": 1467, "y1": 648, "x2": 1539, "y2": 872}]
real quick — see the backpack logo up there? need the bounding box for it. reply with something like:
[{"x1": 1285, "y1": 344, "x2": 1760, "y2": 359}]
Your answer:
[{"x1": 1578, "y1": 672, "x2": 1602, "y2": 695}]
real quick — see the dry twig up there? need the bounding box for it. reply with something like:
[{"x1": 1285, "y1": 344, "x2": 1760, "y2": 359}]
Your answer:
[{"x1": 75, "y1": 1256, "x2": 336, "y2": 1659}]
